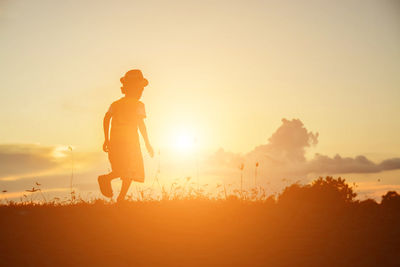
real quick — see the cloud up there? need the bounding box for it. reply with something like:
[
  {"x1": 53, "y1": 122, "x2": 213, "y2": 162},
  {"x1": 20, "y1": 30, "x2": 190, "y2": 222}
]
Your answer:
[
  {"x1": 307, "y1": 154, "x2": 400, "y2": 174},
  {"x1": 0, "y1": 144, "x2": 105, "y2": 200},
  {"x1": 0, "y1": 144, "x2": 100, "y2": 180},
  {"x1": 0, "y1": 144, "x2": 61, "y2": 178},
  {"x1": 379, "y1": 158, "x2": 400, "y2": 171},
  {"x1": 207, "y1": 118, "x2": 400, "y2": 183},
  {"x1": 248, "y1": 118, "x2": 318, "y2": 163}
]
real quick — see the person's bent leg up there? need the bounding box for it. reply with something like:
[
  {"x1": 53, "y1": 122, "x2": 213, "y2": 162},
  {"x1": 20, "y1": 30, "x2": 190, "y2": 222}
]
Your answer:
[
  {"x1": 106, "y1": 171, "x2": 119, "y2": 180},
  {"x1": 117, "y1": 177, "x2": 132, "y2": 202},
  {"x1": 98, "y1": 172, "x2": 119, "y2": 198}
]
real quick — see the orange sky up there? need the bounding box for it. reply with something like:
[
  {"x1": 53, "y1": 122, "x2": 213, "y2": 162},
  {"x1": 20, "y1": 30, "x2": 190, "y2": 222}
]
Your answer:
[{"x1": 0, "y1": 0, "x2": 399, "y2": 200}]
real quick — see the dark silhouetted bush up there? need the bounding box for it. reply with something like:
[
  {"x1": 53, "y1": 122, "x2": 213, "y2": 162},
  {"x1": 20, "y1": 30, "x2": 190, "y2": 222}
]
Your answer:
[
  {"x1": 381, "y1": 191, "x2": 400, "y2": 209},
  {"x1": 278, "y1": 176, "x2": 356, "y2": 209}
]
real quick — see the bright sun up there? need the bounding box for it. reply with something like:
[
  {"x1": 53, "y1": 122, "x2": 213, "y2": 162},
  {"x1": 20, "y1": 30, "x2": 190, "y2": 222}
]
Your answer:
[{"x1": 173, "y1": 130, "x2": 196, "y2": 152}]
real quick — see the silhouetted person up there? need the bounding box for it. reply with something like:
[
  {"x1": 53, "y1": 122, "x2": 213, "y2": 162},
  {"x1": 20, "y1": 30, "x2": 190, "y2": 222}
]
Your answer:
[{"x1": 98, "y1": 69, "x2": 154, "y2": 202}]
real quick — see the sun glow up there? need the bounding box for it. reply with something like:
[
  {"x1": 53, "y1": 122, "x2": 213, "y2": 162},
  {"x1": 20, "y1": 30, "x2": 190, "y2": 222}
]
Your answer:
[{"x1": 172, "y1": 129, "x2": 197, "y2": 152}]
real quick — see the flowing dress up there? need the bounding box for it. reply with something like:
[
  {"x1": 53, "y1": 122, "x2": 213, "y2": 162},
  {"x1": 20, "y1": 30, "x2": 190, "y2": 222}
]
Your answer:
[{"x1": 107, "y1": 96, "x2": 146, "y2": 182}]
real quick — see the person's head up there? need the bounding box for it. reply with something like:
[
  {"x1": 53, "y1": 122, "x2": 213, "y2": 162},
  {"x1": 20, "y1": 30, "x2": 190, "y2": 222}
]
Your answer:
[{"x1": 120, "y1": 69, "x2": 148, "y2": 99}]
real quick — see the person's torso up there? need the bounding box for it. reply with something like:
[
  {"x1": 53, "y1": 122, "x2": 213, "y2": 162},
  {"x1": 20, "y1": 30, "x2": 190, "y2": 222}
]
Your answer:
[{"x1": 110, "y1": 97, "x2": 141, "y2": 139}]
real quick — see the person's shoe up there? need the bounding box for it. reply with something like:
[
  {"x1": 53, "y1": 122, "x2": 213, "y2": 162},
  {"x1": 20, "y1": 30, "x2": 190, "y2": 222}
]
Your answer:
[{"x1": 98, "y1": 175, "x2": 113, "y2": 198}]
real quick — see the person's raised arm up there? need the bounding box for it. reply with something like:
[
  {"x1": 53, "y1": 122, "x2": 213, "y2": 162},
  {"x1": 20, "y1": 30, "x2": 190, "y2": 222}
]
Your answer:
[
  {"x1": 103, "y1": 112, "x2": 112, "y2": 152},
  {"x1": 138, "y1": 118, "x2": 154, "y2": 157}
]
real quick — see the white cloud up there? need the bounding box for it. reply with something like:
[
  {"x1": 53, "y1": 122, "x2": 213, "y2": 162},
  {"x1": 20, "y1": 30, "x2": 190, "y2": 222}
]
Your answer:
[{"x1": 207, "y1": 118, "x2": 400, "y2": 185}]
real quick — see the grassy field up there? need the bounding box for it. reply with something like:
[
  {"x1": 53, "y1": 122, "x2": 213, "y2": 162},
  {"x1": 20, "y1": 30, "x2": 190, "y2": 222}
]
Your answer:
[{"x1": 1, "y1": 178, "x2": 400, "y2": 266}]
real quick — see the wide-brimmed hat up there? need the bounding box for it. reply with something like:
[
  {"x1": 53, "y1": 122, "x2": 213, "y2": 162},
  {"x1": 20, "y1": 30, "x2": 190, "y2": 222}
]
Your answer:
[{"x1": 120, "y1": 69, "x2": 149, "y2": 87}]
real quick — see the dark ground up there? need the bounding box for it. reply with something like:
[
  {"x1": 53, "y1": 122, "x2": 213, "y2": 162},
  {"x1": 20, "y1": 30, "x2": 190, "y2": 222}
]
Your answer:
[{"x1": 1, "y1": 199, "x2": 399, "y2": 267}]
